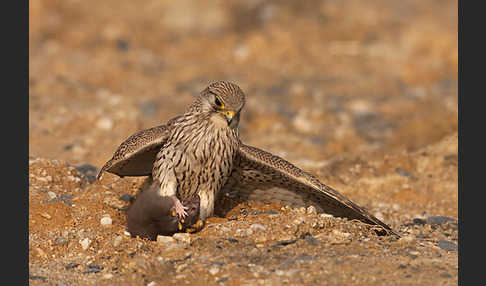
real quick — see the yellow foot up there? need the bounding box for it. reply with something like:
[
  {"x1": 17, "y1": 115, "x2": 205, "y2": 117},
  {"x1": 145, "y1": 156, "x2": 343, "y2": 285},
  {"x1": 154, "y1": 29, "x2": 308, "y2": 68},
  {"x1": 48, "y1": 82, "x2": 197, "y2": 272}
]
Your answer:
[{"x1": 185, "y1": 219, "x2": 205, "y2": 233}]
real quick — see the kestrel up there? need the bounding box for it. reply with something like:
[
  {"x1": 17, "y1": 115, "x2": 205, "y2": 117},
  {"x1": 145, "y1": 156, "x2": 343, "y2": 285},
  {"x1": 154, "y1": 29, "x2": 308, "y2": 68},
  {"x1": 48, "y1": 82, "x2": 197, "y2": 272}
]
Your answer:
[{"x1": 98, "y1": 81, "x2": 399, "y2": 237}]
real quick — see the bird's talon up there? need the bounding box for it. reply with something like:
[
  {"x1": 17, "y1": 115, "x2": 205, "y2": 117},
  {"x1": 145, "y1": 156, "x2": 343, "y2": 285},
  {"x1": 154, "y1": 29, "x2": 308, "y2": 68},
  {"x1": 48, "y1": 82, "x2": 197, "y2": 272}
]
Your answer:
[{"x1": 186, "y1": 219, "x2": 205, "y2": 233}]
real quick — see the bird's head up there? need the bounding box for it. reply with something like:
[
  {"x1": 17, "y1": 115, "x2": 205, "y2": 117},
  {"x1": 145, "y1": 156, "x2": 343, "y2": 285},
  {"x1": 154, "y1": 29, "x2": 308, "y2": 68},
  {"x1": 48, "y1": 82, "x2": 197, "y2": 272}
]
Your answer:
[{"x1": 192, "y1": 81, "x2": 246, "y2": 129}]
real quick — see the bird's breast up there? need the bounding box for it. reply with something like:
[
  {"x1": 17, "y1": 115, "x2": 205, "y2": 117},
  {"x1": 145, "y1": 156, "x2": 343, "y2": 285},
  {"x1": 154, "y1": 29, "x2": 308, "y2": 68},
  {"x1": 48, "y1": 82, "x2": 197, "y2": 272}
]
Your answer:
[{"x1": 155, "y1": 120, "x2": 239, "y2": 201}]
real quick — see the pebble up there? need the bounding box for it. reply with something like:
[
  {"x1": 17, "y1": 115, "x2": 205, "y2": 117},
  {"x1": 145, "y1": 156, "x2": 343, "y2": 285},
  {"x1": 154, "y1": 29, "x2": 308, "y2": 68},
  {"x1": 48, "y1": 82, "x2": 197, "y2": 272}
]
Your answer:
[
  {"x1": 102, "y1": 273, "x2": 113, "y2": 279},
  {"x1": 100, "y1": 216, "x2": 113, "y2": 226},
  {"x1": 255, "y1": 236, "x2": 267, "y2": 243},
  {"x1": 209, "y1": 266, "x2": 220, "y2": 275},
  {"x1": 147, "y1": 282, "x2": 157, "y2": 286},
  {"x1": 306, "y1": 206, "x2": 317, "y2": 214},
  {"x1": 426, "y1": 216, "x2": 457, "y2": 225},
  {"x1": 118, "y1": 193, "x2": 134, "y2": 202},
  {"x1": 374, "y1": 211, "x2": 384, "y2": 221},
  {"x1": 74, "y1": 164, "x2": 99, "y2": 183},
  {"x1": 437, "y1": 239, "x2": 458, "y2": 251},
  {"x1": 113, "y1": 236, "x2": 123, "y2": 247},
  {"x1": 83, "y1": 264, "x2": 103, "y2": 274},
  {"x1": 54, "y1": 237, "x2": 69, "y2": 246},
  {"x1": 47, "y1": 191, "x2": 57, "y2": 199},
  {"x1": 220, "y1": 226, "x2": 232, "y2": 232},
  {"x1": 79, "y1": 238, "x2": 91, "y2": 250},
  {"x1": 293, "y1": 217, "x2": 305, "y2": 225},
  {"x1": 395, "y1": 168, "x2": 412, "y2": 177},
  {"x1": 319, "y1": 213, "x2": 334, "y2": 219},
  {"x1": 65, "y1": 263, "x2": 80, "y2": 270},
  {"x1": 36, "y1": 247, "x2": 48, "y2": 259},
  {"x1": 40, "y1": 212, "x2": 52, "y2": 220},
  {"x1": 330, "y1": 229, "x2": 352, "y2": 242},
  {"x1": 399, "y1": 235, "x2": 415, "y2": 243},
  {"x1": 236, "y1": 228, "x2": 248, "y2": 237},
  {"x1": 173, "y1": 233, "x2": 191, "y2": 245},
  {"x1": 157, "y1": 235, "x2": 175, "y2": 244},
  {"x1": 250, "y1": 223, "x2": 267, "y2": 232},
  {"x1": 96, "y1": 117, "x2": 114, "y2": 130}
]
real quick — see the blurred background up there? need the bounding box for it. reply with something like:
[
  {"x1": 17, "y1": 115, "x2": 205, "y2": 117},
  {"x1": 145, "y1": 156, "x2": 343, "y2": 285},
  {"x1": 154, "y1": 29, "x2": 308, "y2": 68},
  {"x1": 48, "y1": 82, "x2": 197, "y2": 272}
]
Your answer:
[{"x1": 29, "y1": 0, "x2": 457, "y2": 169}]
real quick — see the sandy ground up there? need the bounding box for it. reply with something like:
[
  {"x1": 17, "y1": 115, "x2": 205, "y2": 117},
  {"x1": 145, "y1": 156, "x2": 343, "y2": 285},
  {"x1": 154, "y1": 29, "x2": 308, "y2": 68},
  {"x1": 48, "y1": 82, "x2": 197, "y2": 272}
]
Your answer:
[{"x1": 29, "y1": 0, "x2": 457, "y2": 285}]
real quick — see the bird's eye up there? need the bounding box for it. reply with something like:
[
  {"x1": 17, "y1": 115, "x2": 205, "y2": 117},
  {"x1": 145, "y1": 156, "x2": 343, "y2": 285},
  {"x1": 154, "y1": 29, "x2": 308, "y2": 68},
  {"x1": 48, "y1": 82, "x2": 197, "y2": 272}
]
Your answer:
[{"x1": 215, "y1": 97, "x2": 224, "y2": 108}]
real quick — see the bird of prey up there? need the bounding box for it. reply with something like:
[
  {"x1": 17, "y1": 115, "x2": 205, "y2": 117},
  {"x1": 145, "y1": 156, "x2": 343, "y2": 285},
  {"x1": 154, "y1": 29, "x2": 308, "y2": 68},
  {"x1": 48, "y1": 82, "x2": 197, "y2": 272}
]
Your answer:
[{"x1": 97, "y1": 80, "x2": 399, "y2": 237}]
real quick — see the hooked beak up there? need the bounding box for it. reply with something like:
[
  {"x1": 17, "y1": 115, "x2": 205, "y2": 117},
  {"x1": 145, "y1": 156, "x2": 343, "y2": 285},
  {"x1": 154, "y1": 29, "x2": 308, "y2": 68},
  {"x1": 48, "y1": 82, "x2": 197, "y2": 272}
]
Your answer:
[
  {"x1": 218, "y1": 109, "x2": 240, "y2": 129},
  {"x1": 221, "y1": 110, "x2": 235, "y2": 124}
]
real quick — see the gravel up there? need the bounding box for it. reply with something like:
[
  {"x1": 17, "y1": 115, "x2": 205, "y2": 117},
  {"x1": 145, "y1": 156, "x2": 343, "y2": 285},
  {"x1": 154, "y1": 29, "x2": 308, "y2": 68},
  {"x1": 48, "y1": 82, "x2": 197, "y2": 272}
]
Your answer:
[
  {"x1": 437, "y1": 239, "x2": 458, "y2": 251},
  {"x1": 426, "y1": 216, "x2": 457, "y2": 225}
]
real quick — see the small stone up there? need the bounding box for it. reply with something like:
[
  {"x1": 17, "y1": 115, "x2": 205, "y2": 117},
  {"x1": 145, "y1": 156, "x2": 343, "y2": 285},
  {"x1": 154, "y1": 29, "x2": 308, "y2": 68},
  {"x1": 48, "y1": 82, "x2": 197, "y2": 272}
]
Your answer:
[
  {"x1": 54, "y1": 237, "x2": 69, "y2": 246},
  {"x1": 250, "y1": 223, "x2": 267, "y2": 231},
  {"x1": 65, "y1": 263, "x2": 80, "y2": 270},
  {"x1": 147, "y1": 282, "x2": 157, "y2": 286},
  {"x1": 30, "y1": 275, "x2": 47, "y2": 281},
  {"x1": 437, "y1": 239, "x2": 458, "y2": 251},
  {"x1": 306, "y1": 206, "x2": 317, "y2": 215},
  {"x1": 395, "y1": 168, "x2": 412, "y2": 177},
  {"x1": 83, "y1": 264, "x2": 103, "y2": 274},
  {"x1": 209, "y1": 266, "x2": 220, "y2": 275},
  {"x1": 102, "y1": 273, "x2": 113, "y2": 279},
  {"x1": 319, "y1": 213, "x2": 334, "y2": 219},
  {"x1": 426, "y1": 216, "x2": 457, "y2": 225},
  {"x1": 74, "y1": 164, "x2": 99, "y2": 183},
  {"x1": 235, "y1": 228, "x2": 248, "y2": 237},
  {"x1": 79, "y1": 238, "x2": 91, "y2": 250},
  {"x1": 116, "y1": 38, "x2": 129, "y2": 52},
  {"x1": 399, "y1": 235, "x2": 415, "y2": 243},
  {"x1": 100, "y1": 216, "x2": 113, "y2": 226},
  {"x1": 412, "y1": 218, "x2": 426, "y2": 225},
  {"x1": 47, "y1": 191, "x2": 57, "y2": 199},
  {"x1": 36, "y1": 247, "x2": 47, "y2": 259},
  {"x1": 55, "y1": 283, "x2": 69, "y2": 286},
  {"x1": 96, "y1": 117, "x2": 114, "y2": 130},
  {"x1": 40, "y1": 212, "x2": 51, "y2": 220},
  {"x1": 118, "y1": 193, "x2": 134, "y2": 202},
  {"x1": 409, "y1": 251, "x2": 420, "y2": 256},
  {"x1": 293, "y1": 217, "x2": 305, "y2": 225},
  {"x1": 374, "y1": 212, "x2": 384, "y2": 221},
  {"x1": 330, "y1": 229, "x2": 351, "y2": 242},
  {"x1": 157, "y1": 235, "x2": 175, "y2": 244},
  {"x1": 255, "y1": 236, "x2": 267, "y2": 243},
  {"x1": 173, "y1": 233, "x2": 191, "y2": 245},
  {"x1": 113, "y1": 236, "x2": 123, "y2": 247},
  {"x1": 124, "y1": 231, "x2": 131, "y2": 236}
]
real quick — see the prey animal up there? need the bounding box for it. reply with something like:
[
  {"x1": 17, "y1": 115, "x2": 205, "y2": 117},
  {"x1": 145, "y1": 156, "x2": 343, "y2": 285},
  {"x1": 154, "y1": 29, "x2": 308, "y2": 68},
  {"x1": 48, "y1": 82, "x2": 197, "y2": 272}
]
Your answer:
[
  {"x1": 126, "y1": 180, "x2": 200, "y2": 240},
  {"x1": 97, "y1": 80, "x2": 399, "y2": 237}
]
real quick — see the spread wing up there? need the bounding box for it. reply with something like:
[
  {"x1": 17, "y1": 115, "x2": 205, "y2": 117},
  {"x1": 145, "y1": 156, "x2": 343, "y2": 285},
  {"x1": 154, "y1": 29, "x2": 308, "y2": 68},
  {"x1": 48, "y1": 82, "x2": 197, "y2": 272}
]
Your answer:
[
  {"x1": 97, "y1": 124, "x2": 170, "y2": 179},
  {"x1": 223, "y1": 144, "x2": 399, "y2": 237}
]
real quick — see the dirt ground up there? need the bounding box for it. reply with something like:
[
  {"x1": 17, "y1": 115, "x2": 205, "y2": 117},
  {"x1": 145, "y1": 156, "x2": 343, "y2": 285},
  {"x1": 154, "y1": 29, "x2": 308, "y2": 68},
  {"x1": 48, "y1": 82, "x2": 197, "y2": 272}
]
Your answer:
[{"x1": 29, "y1": 0, "x2": 458, "y2": 285}]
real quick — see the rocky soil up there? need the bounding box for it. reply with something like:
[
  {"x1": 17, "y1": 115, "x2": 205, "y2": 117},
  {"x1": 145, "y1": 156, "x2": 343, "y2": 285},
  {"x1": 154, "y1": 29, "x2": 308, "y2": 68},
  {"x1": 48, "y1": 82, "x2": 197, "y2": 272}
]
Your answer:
[{"x1": 29, "y1": 0, "x2": 457, "y2": 285}]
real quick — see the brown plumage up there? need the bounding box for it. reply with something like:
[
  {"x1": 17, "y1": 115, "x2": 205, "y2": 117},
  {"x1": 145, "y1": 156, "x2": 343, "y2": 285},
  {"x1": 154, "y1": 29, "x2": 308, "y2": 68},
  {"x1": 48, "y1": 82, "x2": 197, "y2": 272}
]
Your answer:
[{"x1": 98, "y1": 80, "x2": 400, "y2": 237}]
